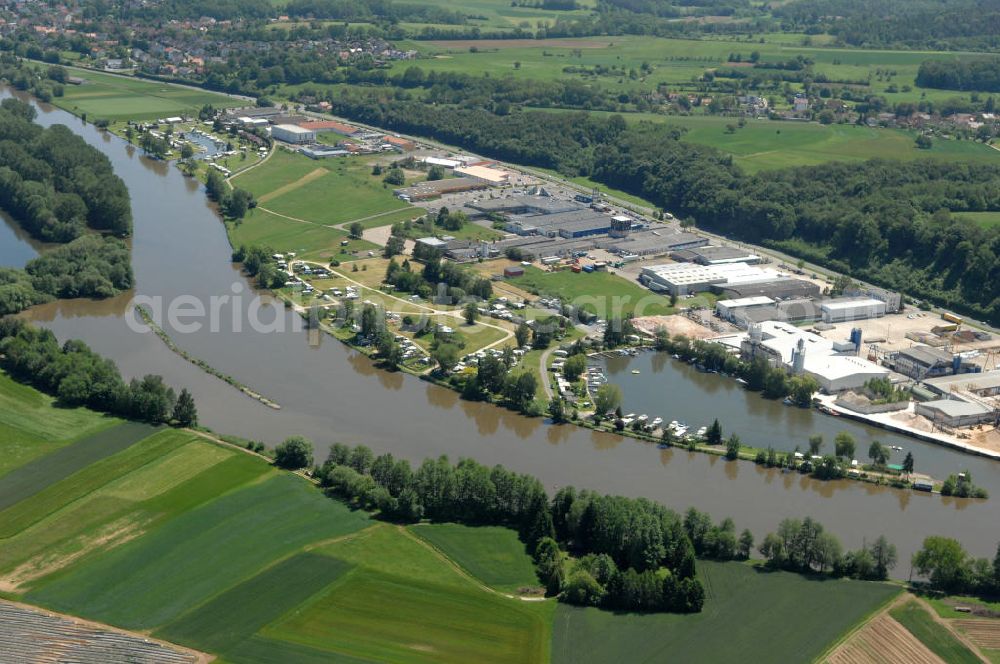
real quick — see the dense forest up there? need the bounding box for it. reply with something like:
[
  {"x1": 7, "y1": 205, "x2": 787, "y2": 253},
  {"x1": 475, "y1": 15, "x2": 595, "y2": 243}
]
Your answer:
[
  {"x1": 916, "y1": 57, "x2": 1000, "y2": 92},
  {"x1": 0, "y1": 97, "x2": 134, "y2": 315},
  {"x1": 773, "y1": 0, "x2": 1000, "y2": 51},
  {"x1": 0, "y1": 98, "x2": 132, "y2": 240},
  {"x1": 0, "y1": 318, "x2": 196, "y2": 425},
  {"x1": 329, "y1": 93, "x2": 1000, "y2": 323}
]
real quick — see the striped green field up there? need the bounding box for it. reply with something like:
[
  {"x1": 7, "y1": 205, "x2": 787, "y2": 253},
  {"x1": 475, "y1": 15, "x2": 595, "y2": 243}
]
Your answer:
[
  {"x1": 26, "y1": 472, "x2": 371, "y2": 629},
  {"x1": 0, "y1": 371, "x2": 122, "y2": 479}
]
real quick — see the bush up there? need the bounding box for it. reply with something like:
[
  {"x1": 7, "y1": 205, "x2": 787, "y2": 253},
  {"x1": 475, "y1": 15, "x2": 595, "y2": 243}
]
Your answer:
[{"x1": 274, "y1": 435, "x2": 314, "y2": 469}]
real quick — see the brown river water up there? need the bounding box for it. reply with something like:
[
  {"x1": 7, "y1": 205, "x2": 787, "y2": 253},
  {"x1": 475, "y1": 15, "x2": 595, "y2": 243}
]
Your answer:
[{"x1": 3, "y1": 89, "x2": 997, "y2": 571}]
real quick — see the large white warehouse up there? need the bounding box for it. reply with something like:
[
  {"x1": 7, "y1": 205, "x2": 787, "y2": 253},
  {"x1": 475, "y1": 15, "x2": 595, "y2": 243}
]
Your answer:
[
  {"x1": 271, "y1": 124, "x2": 316, "y2": 144},
  {"x1": 820, "y1": 297, "x2": 887, "y2": 323}
]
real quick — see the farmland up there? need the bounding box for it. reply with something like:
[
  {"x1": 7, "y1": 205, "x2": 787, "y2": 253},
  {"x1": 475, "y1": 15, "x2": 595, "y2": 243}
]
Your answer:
[
  {"x1": 409, "y1": 523, "x2": 542, "y2": 593},
  {"x1": 530, "y1": 109, "x2": 1000, "y2": 173},
  {"x1": 551, "y1": 561, "x2": 900, "y2": 664},
  {"x1": 264, "y1": 524, "x2": 554, "y2": 664},
  {"x1": 0, "y1": 372, "x2": 120, "y2": 478},
  {"x1": 26, "y1": 472, "x2": 370, "y2": 629},
  {"x1": 52, "y1": 66, "x2": 239, "y2": 121},
  {"x1": 889, "y1": 600, "x2": 983, "y2": 664},
  {"x1": 389, "y1": 34, "x2": 1000, "y2": 106},
  {"x1": 1, "y1": 373, "x2": 918, "y2": 664},
  {"x1": 509, "y1": 265, "x2": 674, "y2": 317}
]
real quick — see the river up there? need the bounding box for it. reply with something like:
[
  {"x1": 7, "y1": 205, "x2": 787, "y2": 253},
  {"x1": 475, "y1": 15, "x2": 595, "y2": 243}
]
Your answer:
[{"x1": 3, "y1": 88, "x2": 998, "y2": 571}]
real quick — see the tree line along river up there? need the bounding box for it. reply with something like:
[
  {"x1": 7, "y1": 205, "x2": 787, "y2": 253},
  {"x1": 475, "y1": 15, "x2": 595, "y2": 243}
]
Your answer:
[{"x1": 3, "y1": 88, "x2": 998, "y2": 572}]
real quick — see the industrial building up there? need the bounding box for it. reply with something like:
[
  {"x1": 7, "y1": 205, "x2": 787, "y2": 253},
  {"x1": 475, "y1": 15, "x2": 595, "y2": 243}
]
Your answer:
[
  {"x1": 271, "y1": 124, "x2": 316, "y2": 144},
  {"x1": 455, "y1": 164, "x2": 510, "y2": 184},
  {"x1": 714, "y1": 278, "x2": 821, "y2": 300},
  {"x1": 467, "y1": 195, "x2": 581, "y2": 217},
  {"x1": 728, "y1": 301, "x2": 824, "y2": 328},
  {"x1": 639, "y1": 262, "x2": 786, "y2": 296},
  {"x1": 301, "y1": 145, "x2": 350, "y2": 159},
  {"x1": 606, "y1": 231, "x2": 707, "y2": 258},
  {"x1": 915, "y1": 399, "x2": 995, "y2": 428},
  {"x1": 394, "y1": 177, "x2": 488, "y2": 201},
  {"x1": 736, "y1": 321, "x2": 889, "y2": 393},
  {"x1": 297, "y1": 120, "x2": 360, "y2": 136},
  {"x1": 892, "y1": 346, "x2": 958, "y2": 379},
  {"x1": 671, "y1": 245, "x2": 760, "y2": 265},
  {"x1": 924, "y1": 370, "x2": 1000, "y2": 398},
  {"x1": 715, "y1": 297, "x2": 775, "y2": 320},
  {"x1": 845, "y1": 285, "x2": 902, "y2": 313},
  {"x1": 820, "y1": 297, "x2": 887, "y2": 323}
]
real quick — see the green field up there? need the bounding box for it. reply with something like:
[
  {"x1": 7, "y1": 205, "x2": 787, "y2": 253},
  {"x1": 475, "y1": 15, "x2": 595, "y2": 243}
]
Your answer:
[
  {"x1": 410, "y1": 523, "x2": 541, "y2": 593},
  {"x1": 0, "y1": 432, "x2": 261, "y2": 592},
  {"x1": 385, "y1": 35, "x2": 998, "y2": 106},
  {"x1": 531, "y1": 109, "x2": 1000, "y2": 173},
  {"x1": 235, "y1": 150, "x2": 419, "y2": 228},
  {"x1": 264, "y1": 524, "x2": 554, "y2": 664},
  {"x1": 53, "y1": 66, "x2": 240, "y2": 121},
  {"x1": 228, "y1": 150, "x2": 421, "y2": 257},
  {"x1": 890, "y1": 600, "x2": 982, "y2": 664},
  {"x1": 0, "y1": 422, "x2": 166, "y2": 530},
  {"x1": 27, "y1": 472, "x2": 371, "y2": 629},
  {"x1": 552, "y1": 561, "x2": 899, "y2": 664},
  {"x1": 157, "y1": 553, "x2": 354, "y2": 655},
  {"x1": 0, "y1": 372, "x2": 121, "y2": 478},
  {"x1": 226, "y1": 207, "x2": 379, "y2": 260},
  {"x1": 957, "y1": 211, "x2": 1000, "y2": 228},
  {"x1": 510, "y1": 266, "x2": 673, "y2": 317}
]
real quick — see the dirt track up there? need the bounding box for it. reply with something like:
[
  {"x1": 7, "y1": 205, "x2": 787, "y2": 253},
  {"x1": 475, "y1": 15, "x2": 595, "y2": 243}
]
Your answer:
[{"x1": 827, "y1": 613, "x2": 944, "y2": 664}]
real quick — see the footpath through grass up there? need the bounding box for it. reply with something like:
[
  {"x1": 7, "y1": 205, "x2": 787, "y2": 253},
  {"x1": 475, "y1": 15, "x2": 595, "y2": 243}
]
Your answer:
[
  {"x1": 552, "y1": 561, "x2": 899, "y2": 664},
  {"x1": 890, "y1": 600, "x2": 982, "y2": 664},
  {"x1": 409, "y1": 523, "x2": 541, "y2": 593},
  {"x1": 262, "y1": 524, "x2": 554, "y2": 664}
]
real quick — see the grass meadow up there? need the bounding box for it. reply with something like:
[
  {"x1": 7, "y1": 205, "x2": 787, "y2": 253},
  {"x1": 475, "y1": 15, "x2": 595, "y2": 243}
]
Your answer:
[
  {"x1": 0, "y1": 372, "x2": 121, "y2": 479},
  {"x1": 409, "y1": 523, "x2": 541, "y2": 593},
  {"x1": 229, "y1": 149, "x2": 421, "y2": 257},
  {"x1": 510, "y1": 266, "x2": 674, "y2": 317},
  {"x1": 263, "y1": 524, "x2": 554, "y2": 663},
  {"x1": 551, "y1": 561, "x2": 900, "y2": 664},
  {"x1": 54, "y1": 67, "x2": 239, "y2": 121}
]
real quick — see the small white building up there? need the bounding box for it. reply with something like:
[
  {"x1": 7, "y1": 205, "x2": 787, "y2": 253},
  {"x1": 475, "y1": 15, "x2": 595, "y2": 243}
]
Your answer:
[{"x1": 271, "y1": 124, "x2": 316, "y2": 144}]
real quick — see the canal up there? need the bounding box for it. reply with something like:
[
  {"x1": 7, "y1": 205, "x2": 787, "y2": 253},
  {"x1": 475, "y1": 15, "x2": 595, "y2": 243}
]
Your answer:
[{"x1": 3, "y1": 88, "x2": 998, "y2": 570}]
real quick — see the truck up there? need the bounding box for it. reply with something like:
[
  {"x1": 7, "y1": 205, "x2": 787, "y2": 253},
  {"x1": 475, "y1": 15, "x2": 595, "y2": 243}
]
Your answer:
[{"x1": 941, "y1": 311, "x2": 963, "y2": 326}]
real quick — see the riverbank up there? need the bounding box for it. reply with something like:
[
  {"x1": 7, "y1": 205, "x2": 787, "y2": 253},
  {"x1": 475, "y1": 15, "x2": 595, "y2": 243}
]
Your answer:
[{"x1": 816, "y1": 394, "x2": 1000, "y2": 462}]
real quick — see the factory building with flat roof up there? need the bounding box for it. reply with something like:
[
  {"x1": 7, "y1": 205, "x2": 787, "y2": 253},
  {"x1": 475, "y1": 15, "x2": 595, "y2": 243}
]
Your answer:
[
  {"x1": 671, "y1": 245, "x2": 760, "y2": 265},
  {"x1": 271, "y1": 124, "x2": 316, "y2": 144},
  {"x1": 820, "y1": 297, "x2": 887, "y2": 323},
  {"x1": 639, "y1": 262, "x2": 786, "y2": 296}
]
